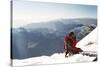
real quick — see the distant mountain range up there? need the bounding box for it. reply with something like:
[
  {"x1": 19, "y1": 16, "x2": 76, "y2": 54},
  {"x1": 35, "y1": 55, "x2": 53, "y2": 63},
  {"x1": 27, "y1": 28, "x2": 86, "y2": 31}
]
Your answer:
[{"x1": 11, "y1": 18, "x2": 97, "y2": 59}]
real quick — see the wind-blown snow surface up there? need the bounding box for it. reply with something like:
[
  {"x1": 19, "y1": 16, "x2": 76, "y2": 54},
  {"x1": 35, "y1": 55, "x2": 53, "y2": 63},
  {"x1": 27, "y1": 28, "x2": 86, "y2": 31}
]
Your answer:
[
  {"x1": 13, "y1": 28, "x2": 97, "y2": 67},
  {"x1": 76, "y1": 27, "x2": 97, "y2": 51}
]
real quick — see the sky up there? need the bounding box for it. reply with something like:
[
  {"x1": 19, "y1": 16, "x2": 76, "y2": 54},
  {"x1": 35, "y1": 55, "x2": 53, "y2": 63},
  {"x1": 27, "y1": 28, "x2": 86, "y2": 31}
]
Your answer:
[{"x1": 13, "y1": 0, "x2": 97, "y2": 28}]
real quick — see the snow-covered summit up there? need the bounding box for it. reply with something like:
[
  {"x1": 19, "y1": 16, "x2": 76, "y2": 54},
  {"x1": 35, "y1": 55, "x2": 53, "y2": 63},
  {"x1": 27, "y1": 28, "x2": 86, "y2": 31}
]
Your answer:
[
  {"x1": 76, "y1": 27, "x2": 97, "y2": 51},
  {"x1": 13, "y1": 28, "x2": 97, "y2": 66}
]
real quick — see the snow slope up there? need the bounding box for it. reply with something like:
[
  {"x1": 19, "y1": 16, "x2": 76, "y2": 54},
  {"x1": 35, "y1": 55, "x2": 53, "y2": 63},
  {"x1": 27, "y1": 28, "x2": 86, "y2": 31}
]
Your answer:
[
  {"x1": 76, "y1": 27, "x2": 97, "y2": 51},
  {"x1": 13, "y1": 28, "x2": 97, "y2": 67}
]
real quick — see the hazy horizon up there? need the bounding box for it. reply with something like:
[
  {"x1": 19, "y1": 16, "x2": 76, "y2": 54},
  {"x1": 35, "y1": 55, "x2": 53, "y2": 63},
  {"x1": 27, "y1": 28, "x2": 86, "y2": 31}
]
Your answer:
[{"x1": 13, "y1": 0, "x2": 97, "y2": 28}]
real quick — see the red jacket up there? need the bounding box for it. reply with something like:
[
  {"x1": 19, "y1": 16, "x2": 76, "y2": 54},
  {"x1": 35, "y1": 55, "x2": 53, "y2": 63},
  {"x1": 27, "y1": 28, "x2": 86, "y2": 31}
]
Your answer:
[
  {"x1": 64, "y1": 34, "x2": 82, "y2": 53},
  {"x1": 64, "y1": 35, "x2": 77, "y2": 47}
]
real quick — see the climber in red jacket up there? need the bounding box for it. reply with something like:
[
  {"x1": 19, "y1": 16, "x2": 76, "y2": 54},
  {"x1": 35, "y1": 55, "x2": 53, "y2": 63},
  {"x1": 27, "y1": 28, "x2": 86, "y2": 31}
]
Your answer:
[{"x1": 64, "y1": 32, "x2": 82, "y2": 57}]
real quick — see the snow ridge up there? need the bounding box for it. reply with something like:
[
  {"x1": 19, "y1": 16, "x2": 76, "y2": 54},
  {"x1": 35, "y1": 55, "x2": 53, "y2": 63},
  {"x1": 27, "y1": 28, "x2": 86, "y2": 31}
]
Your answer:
[{"x1": 13, "y1": 28, "x2": 97, "y2": 66}]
